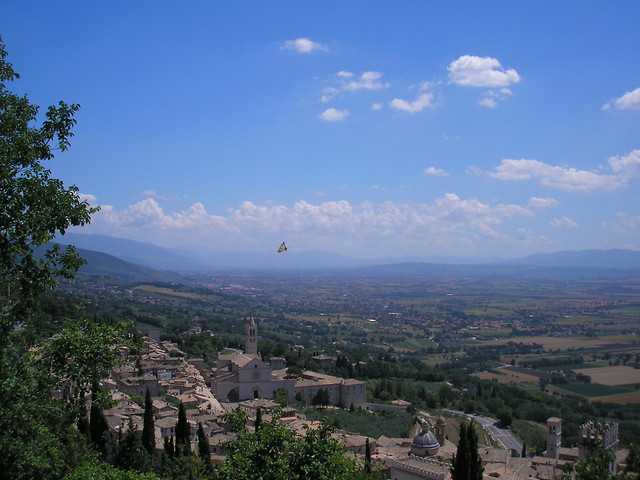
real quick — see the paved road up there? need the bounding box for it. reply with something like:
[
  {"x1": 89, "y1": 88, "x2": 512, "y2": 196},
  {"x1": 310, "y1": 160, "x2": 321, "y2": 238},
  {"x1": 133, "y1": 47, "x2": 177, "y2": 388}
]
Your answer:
[
  {"x1": 472, "y1": 414, "x2": 522, "y2": 453},
  {"x1": 445, "y1": 410, "x2": 522, "y2": 453}
]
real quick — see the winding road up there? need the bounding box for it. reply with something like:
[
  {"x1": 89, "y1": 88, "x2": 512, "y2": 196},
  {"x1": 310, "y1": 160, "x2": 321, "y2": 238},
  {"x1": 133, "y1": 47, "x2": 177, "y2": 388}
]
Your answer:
[{"x1": 446, "y1": 410, "x2": 523, "y2": 453}]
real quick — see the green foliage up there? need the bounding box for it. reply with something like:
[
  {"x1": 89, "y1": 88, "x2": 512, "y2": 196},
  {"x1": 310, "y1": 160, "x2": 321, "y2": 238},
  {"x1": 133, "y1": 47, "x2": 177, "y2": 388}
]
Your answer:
[
  {"x1": 197, "y1": 422, "x2": 211, "y2": 465},
  {"x1": 222, "y1": 407, "x2": 248, "y2": 434},
  {"x1": 214, "y1": 420, "x2": 362, "y2": 480},
  {"x1": 560, "y1": 447, "x2": 616, "y2": 480},
  {"x1": 0, "y1": 37, "x2": 132, "y2": 479},
  {"x1": 38, "y1": 318, "x2": 131, "y2": 410},
  {"x1": 0, "y1": 37, "x2": 97, "y2": 345},
  {"x1": 303, "y1": 407, "x2": 414, "y2": 439},
  {"x1": 114, "y1": 420, "x2": 153, "y2": 472},
  {"x1": 142, "y1": 389, "x2": 155, "y2": 455},
  {"x1": 63, "y1": 461, "x2": 162, "y2": 480},
  {"x1": 451, "y1": 422, "x2": 483, "y2": 480},
  {"x1": 175, "y1": 402, "x2": 191, "y2": 456}
]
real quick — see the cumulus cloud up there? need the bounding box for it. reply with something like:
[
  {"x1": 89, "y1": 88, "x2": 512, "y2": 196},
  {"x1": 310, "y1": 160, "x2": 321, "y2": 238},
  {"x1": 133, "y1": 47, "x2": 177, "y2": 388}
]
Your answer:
[
  {"x1": 81, "y1": 194, "x2": 540, "y2": 256},
  {"x1": 602, "y1": 212, "x2": 640, "y2": 236},
  {"x1": 282, "y1": 37, "x2": 327, "y2": 53},
  {"x1": 603, "y1": 86, "x2": 640, "y2": 111},
  {"x1": 343, "y1": 71, "x2": 390, "y2": 91},
  {"x1": 424, "y1": 167, "x2": 450, "y2": 177},
  {"x1": 485, "y1": 156, "x2": 634, "y2": 193},
  {"x1": 371, "y1": 103, "x2": 383, "y2": 111},
  {"x1": 389, "y1": 93, "x2": 434, "y2": 113},
  {"x1": 607, "y1": 149, "x2": 640, "y2": 177},
  {"x1": 550, "y1": 216, "x2": 578, "y2": 229},
  {"x1": 528, "y1": 197, "x2": 559, "y2": 209},
  {"x1": 320, "y1": 87, "x2": 340, "y2": 103},
  {"x1": 448, "y1": 55, "x2": 521, "y2": 87},
  {"x1": 79, "y1": 193, "x2": 98, "y2": 205},
  {"x1": 479, "y1": 96, "x2": 498, "y2": 108},
  {"x1": 318, "y1": 108, "x2": 350, "y2": 121}
]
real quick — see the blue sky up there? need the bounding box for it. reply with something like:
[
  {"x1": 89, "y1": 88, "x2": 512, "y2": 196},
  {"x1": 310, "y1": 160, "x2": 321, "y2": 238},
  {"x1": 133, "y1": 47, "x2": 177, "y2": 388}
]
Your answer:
[{"x1": 2, "y1": 1, "x2": 639, "y2": 258}]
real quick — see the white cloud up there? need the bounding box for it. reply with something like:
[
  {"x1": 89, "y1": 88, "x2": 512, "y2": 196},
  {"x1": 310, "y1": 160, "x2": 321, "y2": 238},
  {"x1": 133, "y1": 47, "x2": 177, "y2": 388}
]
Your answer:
[
  {"x1": 371, "y1": 103, "x2": 383, "y2": 111},
  {"x1": 318, "y1": 71, "x2": 390, "y2": 105},
  {"x1": 479, "y1": 96, "x2": 498, "y2": 108},
  {"x1": 478, "y1": 86, "x2": 514, "y2": 108},
  {"x1": 603, "y1": 86, "x2": 640, "y2": 111},
  {"x1": 79, "y1": 193, "x2": 98, "y2": 205},
  {"x1": 550, "y1": 216, "x2": 578, "y2": 229},
  {"x1": 424, "y1": 166, "x2": 450, "y2": 177},
  {"x1": 318, "y1": 108, "x2": 349, "y2": 121},
  {"x1": 282, "y1": 38, "x2": 327, "y2": 53},
  {"x1": 389, "y1": 93, "x2": 434, "y2": 113},
  {"x1": 82, "y1": 194, "x2": 540, "y2": 256},
  {"x1": 607, "y1": 149, "x2": 640, "y2": 177},
  {"x1": 448, "y1": 55, "x2": 521, "y2": 87},
  {"x1": 602, "y1": 212, "x2": 640, "y2": 236},
  {"x1": 343, "y1": 71, "x2": 390, "y2": 91},
  {"x1": 486, "y1": 158, "x2": 631, "y2": 193},
  {"x1": 528, "y1": 197, "x2": 558, "y2": 209},
  {"x1": 320, "y1": 87, "x2": 340, "y2": 103}
]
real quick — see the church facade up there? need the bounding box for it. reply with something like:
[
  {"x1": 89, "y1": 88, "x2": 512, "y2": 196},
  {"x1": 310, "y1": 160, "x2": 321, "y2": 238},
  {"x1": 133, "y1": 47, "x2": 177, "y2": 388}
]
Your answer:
[{"x1": 211, "y1": 318, "x2": 366, "y2": 408}]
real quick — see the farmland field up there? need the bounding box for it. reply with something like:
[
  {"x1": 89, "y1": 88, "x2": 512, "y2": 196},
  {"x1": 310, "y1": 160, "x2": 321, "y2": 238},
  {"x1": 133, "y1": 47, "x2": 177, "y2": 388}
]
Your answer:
[
  {"x1": 574, "y1": 365, "x2": 640, "y2": 386},
  {"x1": 554, "y1": 382, "x2": 635, "y2": 398}
]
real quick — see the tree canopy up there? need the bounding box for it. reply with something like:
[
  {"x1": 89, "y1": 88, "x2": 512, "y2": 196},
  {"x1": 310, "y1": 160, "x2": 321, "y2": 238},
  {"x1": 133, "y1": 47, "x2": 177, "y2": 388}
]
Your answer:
[{"x1": 0, "y1": 35, "x2": 97, "y2": 344}]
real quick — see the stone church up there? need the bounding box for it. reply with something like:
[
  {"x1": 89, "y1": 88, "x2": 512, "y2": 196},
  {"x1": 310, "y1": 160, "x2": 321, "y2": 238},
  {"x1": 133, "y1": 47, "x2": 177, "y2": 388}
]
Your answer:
[
  {"x1": 211, "y1": 317, "x2": 366, "y2": 408},
  {"x1": 212, "y1": 318, "x2": 296, "y2": 402}
]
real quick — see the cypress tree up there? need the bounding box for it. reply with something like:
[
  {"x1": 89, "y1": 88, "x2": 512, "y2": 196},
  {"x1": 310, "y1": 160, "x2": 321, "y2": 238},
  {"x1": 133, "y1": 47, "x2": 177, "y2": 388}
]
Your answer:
[
  {"x1": 197, "y1": 422, "x2": 211, "y2": 465},
  {"x1": 163, "y1": 436, "x2": 175, "y2": 457},
  {"x1": 89, "y1": 385, "x2": 110, "y2": 457},
  {"x1": 451, "y1": 421, "x2": 483, "y2": 480},
  {"x1": 451, "y1": 422, "x2": 469, "y2": 480},
  {"x1": 365, "y1": 437, "x2": 372, "y2": 473},
  {"x1": 255, "y1": 407, "x2": 262, "y2": 432},
  {"x1": 468, "y1": 422, "x2": 484, "y2": 480},
  {"x1": 175, "y1": 402, "x2": 190, "y2": 456},
  {"x1": 141, "y1": 388, "x2": 155, "y2": 455}
]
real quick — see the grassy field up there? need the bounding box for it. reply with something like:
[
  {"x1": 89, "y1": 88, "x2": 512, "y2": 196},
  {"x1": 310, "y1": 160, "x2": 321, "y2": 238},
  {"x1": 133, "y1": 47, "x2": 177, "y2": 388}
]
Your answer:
[
  {"x1": 134, "y1": 284, "x2": 220, "y2": 301},
  {"x1": 554, "y1": 382, "x2": 635, "y2": 398}
]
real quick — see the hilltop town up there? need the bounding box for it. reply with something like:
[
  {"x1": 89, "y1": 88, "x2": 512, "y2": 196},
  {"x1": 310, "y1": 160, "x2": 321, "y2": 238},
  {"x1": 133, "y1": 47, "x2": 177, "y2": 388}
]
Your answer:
[{"x1": 98, "y1": 316, "x2": 632, "y2": 480}]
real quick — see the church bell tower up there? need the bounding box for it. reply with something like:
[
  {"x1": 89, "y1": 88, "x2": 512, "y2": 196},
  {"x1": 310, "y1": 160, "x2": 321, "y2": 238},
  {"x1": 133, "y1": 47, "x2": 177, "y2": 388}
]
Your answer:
[{"x1": 244, "y1": 317, "x2": 258, "y2": 355}]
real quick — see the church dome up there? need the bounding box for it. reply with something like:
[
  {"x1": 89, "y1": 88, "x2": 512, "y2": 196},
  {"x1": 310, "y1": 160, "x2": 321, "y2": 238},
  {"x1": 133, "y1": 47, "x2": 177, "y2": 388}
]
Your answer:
[{"x1": 410, "y1": 428, "x2": 440, "y2": 457}]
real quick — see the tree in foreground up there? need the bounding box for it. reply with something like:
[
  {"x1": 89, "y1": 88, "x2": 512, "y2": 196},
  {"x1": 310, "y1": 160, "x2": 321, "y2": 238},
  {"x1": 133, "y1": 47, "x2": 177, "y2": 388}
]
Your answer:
[
  {"x1": 197, "y1": 422, "x2": 211, "y2": 465},
  {"x1": 451, "y1": 421, "x2": 483, "y2": 480},
  {"x1": 0, "y1": 37, "x2": 97, "y2": 345},
  {"x1": 175, "y1": 402, "x2": 191, "y2": 456},
  {"x1": 0, "y1": 36, "x2": 129, "y2": 479},
  {"x1": 142, "y1": 388, "x2": 156, "y2": 455},
  {"x1": 214, "y1": 418, "x2": 381, "y2": 480}
]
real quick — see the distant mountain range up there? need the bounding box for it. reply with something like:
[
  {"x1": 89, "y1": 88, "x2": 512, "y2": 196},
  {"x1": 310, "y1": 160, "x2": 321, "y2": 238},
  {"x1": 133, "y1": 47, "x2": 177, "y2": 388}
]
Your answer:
[
  {"x1": 55, "y1": 233, "x2": 640, "y2": 274},
  {"x1": 39, "y1": 243, "x2": 186, "y2": 284}
]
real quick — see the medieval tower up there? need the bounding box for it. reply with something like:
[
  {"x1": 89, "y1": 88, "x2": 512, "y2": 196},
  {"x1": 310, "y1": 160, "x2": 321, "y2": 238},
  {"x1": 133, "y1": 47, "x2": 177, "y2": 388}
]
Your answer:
[
  {"x1": 244, "y1": 317, "x2": 258, "y2": 355},
  {"x1": 546, "y1": 417, "x2": 562, "y2": 459}
]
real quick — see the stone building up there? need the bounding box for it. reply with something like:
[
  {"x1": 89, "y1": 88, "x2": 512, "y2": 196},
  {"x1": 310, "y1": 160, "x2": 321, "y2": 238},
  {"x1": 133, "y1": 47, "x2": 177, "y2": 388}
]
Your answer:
[{"x1": 211, "y1": 317, "x2": 366, "y2": 407}]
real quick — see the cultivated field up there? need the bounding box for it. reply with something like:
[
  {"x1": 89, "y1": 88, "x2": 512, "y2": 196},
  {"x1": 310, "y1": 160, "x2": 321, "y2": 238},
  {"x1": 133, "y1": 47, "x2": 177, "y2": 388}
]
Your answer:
[
  {"x1": 574, "y1": 365, "x2": 640, "y2": 387},
  {"x1": 474, "y1": 366, "x2": 541, "y2": 385}
]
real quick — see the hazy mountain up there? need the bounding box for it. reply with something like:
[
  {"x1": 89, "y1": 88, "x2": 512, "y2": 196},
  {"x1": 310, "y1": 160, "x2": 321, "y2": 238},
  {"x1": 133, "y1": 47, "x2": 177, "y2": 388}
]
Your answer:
[
  {"x1": 57, "y1": 233, "x2": 205, "y2": 271},
  {"x1": 505, "y1": 249, "x2": 640, "y2": 269},
  {"x1": 56, "y1": 233, "x2": 640, "y2": 271},
  {"x1": 41, "y1": 244, "x2": 186, "y2": 283}
]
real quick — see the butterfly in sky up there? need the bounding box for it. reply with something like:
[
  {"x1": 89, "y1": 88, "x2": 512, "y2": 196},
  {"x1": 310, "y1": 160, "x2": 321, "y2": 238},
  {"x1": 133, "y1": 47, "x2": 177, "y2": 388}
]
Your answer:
[{"x1": 277, "y1": 242, "x2": 288, "y2": 253}]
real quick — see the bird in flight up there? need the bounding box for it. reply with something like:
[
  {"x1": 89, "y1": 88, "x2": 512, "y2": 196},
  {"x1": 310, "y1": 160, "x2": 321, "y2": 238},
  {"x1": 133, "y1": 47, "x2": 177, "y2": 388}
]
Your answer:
[{"x1": 277, "y1": 242, "x2": 288, "y2": 253}]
